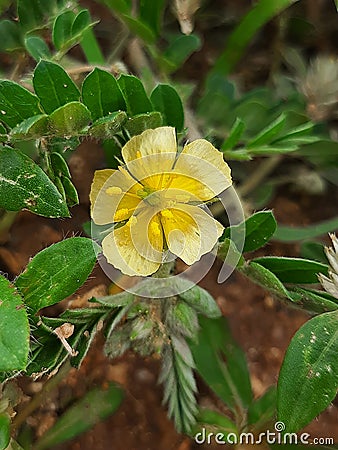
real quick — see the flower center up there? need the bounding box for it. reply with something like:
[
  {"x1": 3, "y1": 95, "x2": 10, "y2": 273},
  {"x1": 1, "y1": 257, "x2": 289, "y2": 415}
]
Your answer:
[{"x1": 137, "y1": 186, "x2": 155, "y2": 199}]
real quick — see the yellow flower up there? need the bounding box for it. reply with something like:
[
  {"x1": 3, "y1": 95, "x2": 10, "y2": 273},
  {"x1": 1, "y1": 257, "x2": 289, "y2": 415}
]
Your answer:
[{"x1": 90, "y1": 126, "x2": 232, "y2": 276}]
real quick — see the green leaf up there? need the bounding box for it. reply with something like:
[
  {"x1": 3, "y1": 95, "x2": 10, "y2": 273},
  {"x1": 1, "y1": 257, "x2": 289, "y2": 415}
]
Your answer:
[
  {"x1": 272, "y1": 121, "x2": 315, "y2": 144},
  {"x1": 48, "y1": 136, "x2": 80, "y2": 154},
  {"x1": 247, "y1": 386, "x2": 277, "y2": 427},
  {"x1": 24, "y1": 35, "x2": 51, "y2": 61},
  {"x1": 33, "y1": 60, "x2": 80, "y2": 114},
  {"x1": 50, "y1": 152, "x2": 71, "y2": 178},
  {"x1": 79, "y1": 27, "x2": 105, "y2": 65},
  {"x1": 117, "y1": 74, "x2": 153, "y2": 116},
  {"x1": 278, "y1": 310, "x2": 338, "y2": 432},
  {"x1": 102, "y1": 138, "x2": 122, "y2": 168},
  {"x1": 217, "y1": 238, "x2": 244, "y2": 269},
  {"x1": 252, "y1": 256, "x2": 328, "y2": 284},
  {"x1": 34, "y1": 383, "x2": 123, "y2": 450},
  {"x1": 221, "y1": 118, "x2": 245, "y2": 151},
  {"x1": 27, "y1": 327, "x2": 69, "y2": 376},
  {"x1": 273, "y1": 216, "x2": 338, "y2": 242},
  {"x1": 300, "y1": 241, "x2": 327, "y2": 264},
  {"x1": 163, "y1": 34, "x2": 201, "y2": 71},
  {"x1": 120, "y1": 14, "x2": 155, "y2": 43},
  {"x1": 193, "y1": 408, "x2": 237, "y2": 436},
  {"x1": 82, "y1": 68, "x2": 126, "y2": 120},
  {"x1": 54, "y1": 176, "x2": 66, "y2": 201},
  {"x1": 72, "y1": 9, "x2": 92, "y2": 37},
  {"x1": 168, "y1": 302, "x2": 198, "y2": 339},
  {"x1": 247, "y1": 144, "x2": 298, "y2": 156},
  {"x1": 139, "y1": 0, "x2": 164, "y2": 36},
  {"x1": 0, "y1": 20, "x2": 22, "y2": 52},
  {"x1": 17, "y1": 0, "x2": 48, "y2": 31},
  {"x1": 60, "y1": 176, "x2": 79, "y2": 207},
  {"x1": 177, "y1": 281, "x2": 221, "y2": 318},
  {"x1": 103, "y1": 0, "x2": 131, "y2": 14},
  {"x1": 15, "y1": 237, "x2": 100, "y2": 313},
  {"x1": 288, "y1": 288, "x2": 338, "y2": 314},
  {"x1": 52, "y1": 10, "x2": 75, "y2": 50},
  {"x1": 0, "y1": 275, "x2": 29, "y2": 371},
  {"x1": 40, "y1": 310, "x2": 104, "y2": 369},
  {"x1": 102, "y1": 0, "x2": 155, "y2": 42},
  {"x1": 10, "y1": 114, "x2": 48, "y2": 138},
  {"x1": 150, "y1": 84, "x2": 184, "y2": 131},
  {"x1": 0, "y1": 413, "x2": 10, "y2": 450},
  {"x1": 247, "y1": 114, "x2": 286, "y2": 148},
  {"x1": 95, "y1": 291, "x2": 134, "y2": 307},
  {"x1": 297, "y1": 140, "x2": 338, "y2": 167},
  {"x1": 48, "y1": 102, "x2": 91, "y2": 134},
  {"x1": 89, "y1": 111, "x2": 127, "y2": 139},
  {"x1": 210, "y1": 0, "x2": 300, "y2": 77},
  {"x1": 0, "y1": 147, "x2": 69, "y2": 217},
  {"x1": 190, "y1": 316, "x2": 252, "y2": 411},
  {"x1": 123, "y1": 111, "x2": 162, "y2": 136},
  {"x1": 160, "y1": 337, "x2": 198, "y2": 433},
  {"x1": 223, "y1": 210, "x2": 277, "y2": 253},
  {"x1": 240, "y1": 261, "x2": 291, "y2": 300},
  {"x1": 0, "y1": 81, "x2": 41, "y2": 128},
  {"x1": 53, "y1": 9, "x2": 94, "y2": 52}
]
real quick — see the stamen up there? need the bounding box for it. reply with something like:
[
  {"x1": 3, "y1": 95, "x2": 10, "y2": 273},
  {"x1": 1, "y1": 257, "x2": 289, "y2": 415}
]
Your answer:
[
  {"x1": 150, "y1": 221, "x2": 161, "y2": 236},
  {"x1": 161, "y1": 209, "x2": 174, "y2": 220},
  {"x1": 114, "y1": 208, "x2": 129, "y2": 221}
]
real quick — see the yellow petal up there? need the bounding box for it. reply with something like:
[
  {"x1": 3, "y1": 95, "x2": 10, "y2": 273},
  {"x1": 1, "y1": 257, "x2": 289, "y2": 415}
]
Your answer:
[
  {"x1": 160, "y1": 204, "x2": 223, "y2": 265},
  {"x1": 102, "y1": 210, "x2": 163, "y2": 276},
  {"x1": 131, "y1": 207, "x2": 164, "y2": 266},
  {"x1": 122, "y1": 126, "x2": 177, "y2": 162},
  {"x1": 172, "y1": 139, "x2": 232, "y2": 200},
  {"x1": 90, "y1": 168, "x2": 142, "y2": 225},
  {"x1": 90, "y1": 169, "x2": 115, "y2": 207},
  {"x1": 122, "y1": 127, "x2": 177, "y2": 183}
]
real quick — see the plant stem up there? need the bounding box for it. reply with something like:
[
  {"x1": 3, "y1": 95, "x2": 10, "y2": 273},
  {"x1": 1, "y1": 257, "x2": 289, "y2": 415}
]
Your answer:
[
  {"x1": 12, "y1": 362, "x2": 71, "y2": 432},
  {"x1": 237, "y1": 154, "x2": 282, "y2": 197},
  {"x1": 153, "y1": 261, "x2": 175, "y2": 279}
]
